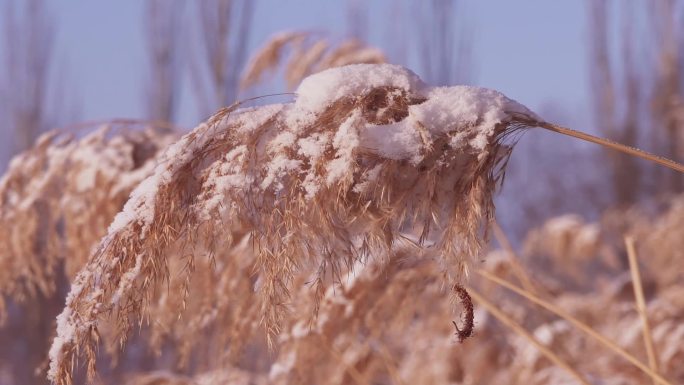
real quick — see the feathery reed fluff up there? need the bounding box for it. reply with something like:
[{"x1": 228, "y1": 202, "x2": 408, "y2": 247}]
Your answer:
[
  {"x1": 0, "y1": 125, "x2": 175, "y2": 322},
  {"x1": 46, "y1": 63, "x2": 684, "y2": 384},
  {"x1": 241, "y1": 31, "x2": 386, "y2": 90}
]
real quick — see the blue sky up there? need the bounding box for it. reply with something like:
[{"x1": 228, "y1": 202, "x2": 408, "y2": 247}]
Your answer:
[
  {"x1": 0, "y1": 1, "x2": 616, "y2": 236},
  {"x1": 27, "y1": 0, "x2": 591, "y2": 130}
]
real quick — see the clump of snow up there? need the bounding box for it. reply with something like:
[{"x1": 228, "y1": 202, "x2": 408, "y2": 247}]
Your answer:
[
  {"x1": 289, "y1": 64, "x2": 538, "y2": 170},
  {"x1": 111, "y1": 253, "x2": 144, "y2": 305},
  {"x1": 260, "y1": 154, "x2": 302, "y2": 191},
  {"x1": 360, "y1": 118, "x2": 424, "y2": 163},
  {"x1": 108, "y1": 173, "x2": 162, "y2": 235},
  {"x1": 413, "y1": 86, "x2": 536, "y2": 151},
  {"x1": 297, "y1": 132, "x2": 330, "y2": 160},
  {"x1": 420, "y1": 86, "x2": 536, "y2": 129},
  {"x1": 199, "y1": 145, "x2": 251, "y2": 218},
  {"x1": 325, "y1": 111, "x2": 362, "y2": 186},
  {"x1": 48, "y1": 293, "x2": 77, "y2": 380},
  {"x1": 360, "y1": 84, "x2": 538, "y2": 163},
  {"x1": 295, "y1": 63, "x2": 427, "y2": 114}
]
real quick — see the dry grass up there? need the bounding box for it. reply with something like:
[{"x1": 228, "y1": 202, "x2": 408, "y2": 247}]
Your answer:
[
  {"x1": 468, "y1": 287, "x2": 592, "y2": 385},
  {"x1": 241, "y1": 31, "x2": 385, "y2": 90},
  {"x1": 625, "y1": 236, "x2": 661, "y2": 385},
  {"x1": 0, "y1": 124, "x2": 176, "y2": 322},
  {"x1": 47, "y1": 66, "x2": 526, "y2": 383},
  {"x1": 475, "y1": 268, "x2": 673, "y2": 385},
  {"x1": 534, "y1": 121, "x2": 684, "y2": 173},
  {"x1": 0, "y1": 64, "x2": 683, "y2": 385},
  {"x1": 117, "y1": 198, "x2": 684, "y2": 385}
]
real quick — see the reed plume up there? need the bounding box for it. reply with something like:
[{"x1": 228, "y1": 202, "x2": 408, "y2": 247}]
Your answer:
[
  {"x1": 42, "y1": 63, "x2": 684, "y2": 384},
  {"x1": 0, "y1": 124, "x2": 175, "y2": 322},
  {"x1": 46, "y1": 64, "x2": 540, "y2": 384},
  {"x1": 241, "y1": 31, "x2": 385, "y2": 90}
]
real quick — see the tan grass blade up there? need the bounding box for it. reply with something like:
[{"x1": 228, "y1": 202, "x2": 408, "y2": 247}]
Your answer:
[
  {"x1": 468, "y1": 288, "x2": 592, "y2": 385},
  {"x1": 475, "y1": 269, "x2": 673, "y2": 385},
  {"x1": 625, "y1": 236, "x2": 662, "y2": 385},
  {"x1": 536, "y1": 121, "x2": 684, "y2": 173},
  {"x1": 491, "y1": 221, "x2": 540, "y2": 295}
]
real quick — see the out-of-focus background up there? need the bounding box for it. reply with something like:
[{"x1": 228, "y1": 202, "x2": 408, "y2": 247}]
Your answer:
[
  {"x1": 2, "y1": 1, "x2": 684, "y2": 384},
  {"x1": 1, "y1": 0, "x2": 682, "y2": 239}
]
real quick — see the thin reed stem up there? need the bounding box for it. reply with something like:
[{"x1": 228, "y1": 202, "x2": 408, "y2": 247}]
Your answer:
[
  {"x1": 475, "y1": 269, "x2": 673, "y2": 385},
  {"x1": 535, "y1": 121, "x2": 684, "y2": 173},
  {"x1": 491, "y1": 221, "x2": 541, "y2": 295},
  {"x1": 625, "y1": 236, "x2": 662, "y2": 385},
  {"x1": 468, "y1": 288, "x2": 592, "y2": 385}
]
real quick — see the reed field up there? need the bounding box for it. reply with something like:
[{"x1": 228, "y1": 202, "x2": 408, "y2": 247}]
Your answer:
[{"x1": 1, "y1": 6, "x2": 684, "y2": 385}]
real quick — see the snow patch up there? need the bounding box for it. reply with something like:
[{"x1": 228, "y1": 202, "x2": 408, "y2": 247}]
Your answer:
[{"x1": 295, "y1": 64, "x2": 427, "y2": 113}]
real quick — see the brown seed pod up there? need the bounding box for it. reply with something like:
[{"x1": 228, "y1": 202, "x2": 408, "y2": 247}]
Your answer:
[{"x1": 452, "y1": 283, "x2": 474, "y2": 343}]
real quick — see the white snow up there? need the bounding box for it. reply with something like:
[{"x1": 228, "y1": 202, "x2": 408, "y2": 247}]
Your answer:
[
  {"x1": 269, "y1": 351, "x2": 297, "y2": 378},
  {"x1": 110, "y1": 253, "x2": 144, "y2": 305},
  {"x1": 200, "y1": 145, "x2": 251, "y2": 218},
  {"x1": 260, "y1": 154, "x2": 302, "y2": 191},
  {"x1": 107, "y1": 104, "x2": 284, "y2": 235},
  {"x1": 48, "y1": 297, "x2": 75, "y2": 380},
  {"x1": 410, "y1": 85, "x2": 536, "y2": 159},
  {"x1": 183, "y1": 64, "x2": 538, "y2": 209},
  {"x1": 360, "y1": 119, "x2": 424, "y2": 163},
  {"x1": 290, "y1": 63, "x2": 538, "y2": 170},
  {"x1": 295, "y1": 63, "x2": 427, "y2": 113},
  {"x1": 48, "y1": 275, "x2": 104, "y2": 381},
  {"x1": 325, "y1": 111, "x2": 362, "y2": 185},
  {"x1": 290, "y1": 320, "x2": 311, "y2": 338},
  {"x1": 297, "y1": 132, "x2": 330, "y2": 160}
]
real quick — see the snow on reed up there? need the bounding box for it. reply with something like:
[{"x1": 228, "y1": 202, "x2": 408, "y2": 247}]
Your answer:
[
  {"x1": 47, "y1": 64, "x2": 542, "y2": 384},
  {"x1": 0, "y1": 125, "x2": 174, "y2": 323}
]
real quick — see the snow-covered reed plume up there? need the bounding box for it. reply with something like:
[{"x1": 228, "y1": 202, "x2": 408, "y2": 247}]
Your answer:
[
  {"x1": 46, "y1": 63, "x2": 552, "y2": 384},
  {"x1": 129, "y1": 195, "x2": 684, "y2": 385},
  {"x1": 0, "y1": 125, "x2": 175, "y2": 322}
]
